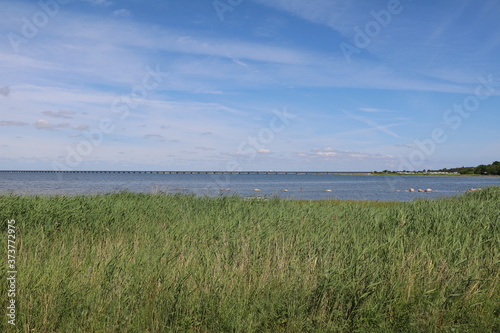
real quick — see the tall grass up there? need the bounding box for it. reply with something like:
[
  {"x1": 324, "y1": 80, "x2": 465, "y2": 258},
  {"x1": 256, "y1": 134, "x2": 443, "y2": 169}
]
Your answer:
[{"x1": 1, "y1": 187, "x2": 499, "y2": 332}]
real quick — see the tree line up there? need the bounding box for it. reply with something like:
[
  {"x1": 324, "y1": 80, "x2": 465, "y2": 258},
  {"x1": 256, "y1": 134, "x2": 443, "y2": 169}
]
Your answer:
[{"x1": 432, "y1": 161, "x2": 500, "y2": 175}]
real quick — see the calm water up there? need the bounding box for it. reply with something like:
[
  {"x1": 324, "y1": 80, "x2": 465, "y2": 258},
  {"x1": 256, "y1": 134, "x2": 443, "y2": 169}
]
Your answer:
[{"x1": 2, "y1": 172, "x2": 500, "y2": 201}]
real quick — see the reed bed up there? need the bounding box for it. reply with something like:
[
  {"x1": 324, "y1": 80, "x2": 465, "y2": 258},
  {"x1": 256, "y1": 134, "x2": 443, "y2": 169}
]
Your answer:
[{"x1": 1, "y1": 187, "x2": 499, "y2": 332}]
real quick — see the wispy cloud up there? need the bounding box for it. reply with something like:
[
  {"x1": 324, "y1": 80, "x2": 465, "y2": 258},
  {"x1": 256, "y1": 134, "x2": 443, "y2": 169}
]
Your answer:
[
  {"x1": 0, "y1": 120, "x2": 27, "y2": 126},
  {"x1": 113, "y1": 9, "x2": 131, "y2": 18},
  {"x1": 311, "y1": 147, "x2": 336, "y2": 157},
  {"x1": 83, "y1": 0, "x2": 113, "y2": 6},
  {"x1": 297, "y1": 147, "x2": 394, "y2": 163},
  {"x1": 1, "y1": 5, "x2": 488, "y2": 101},
  {"x1": 144, "y1": 134, "x2": 164, "y2": 140},
  {"x1": 0, "y1": 86, "x2": 10, "y2": 97},
  {"x1": 34, "y1": 120, "x2": 70, "y2": 130},
  {"x1": 249, "y1": 0, "x2": 363, "y2": 36},
  {"x1": 341, "y1": 110, "x2": 402, "y2": 139},
  {"x1": 73, "y1": 124, "x2": 90, "y2": 131},
  {"x1": 42, "y1": 110, "x2": 76, "y2": 118},
  {"x1": 358, "y1": 107, "x2": 391, "y2": 113},
  {"x1": 0, "y1": 0, "x2": 497, "y2": 171}
]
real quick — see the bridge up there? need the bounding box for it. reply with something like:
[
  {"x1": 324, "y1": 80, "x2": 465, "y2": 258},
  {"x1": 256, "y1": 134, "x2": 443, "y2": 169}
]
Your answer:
[{"x1": 0, "y1": 170, "x2": 372, "y2": 175}]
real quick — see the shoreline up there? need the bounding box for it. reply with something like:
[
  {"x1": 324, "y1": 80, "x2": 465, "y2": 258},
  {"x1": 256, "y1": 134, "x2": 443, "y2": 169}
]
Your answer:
[
  {"x1": 372, "y1": 172, "x2": 500, "y2": 177},
  {"x1": 1, "y1": 186, "x2": 494, "y2": 204}
]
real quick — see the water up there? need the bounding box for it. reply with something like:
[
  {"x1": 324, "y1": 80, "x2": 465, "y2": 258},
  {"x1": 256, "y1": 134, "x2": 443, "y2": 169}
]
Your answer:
[{"x1": 1, "y1": 172, "x2": 500, "y2": 201}]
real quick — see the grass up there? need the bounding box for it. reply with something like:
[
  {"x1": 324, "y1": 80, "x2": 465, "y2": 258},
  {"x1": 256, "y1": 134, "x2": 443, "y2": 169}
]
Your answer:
[{"x1": 1, "y1": 187, "x2": 499, "y2": 332}]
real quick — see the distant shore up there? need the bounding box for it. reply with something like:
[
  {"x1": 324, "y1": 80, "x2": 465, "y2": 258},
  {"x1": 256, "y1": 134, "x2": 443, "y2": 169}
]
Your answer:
[{"x1": 372, "y1": 172, "x2": 500, "y2": 177}]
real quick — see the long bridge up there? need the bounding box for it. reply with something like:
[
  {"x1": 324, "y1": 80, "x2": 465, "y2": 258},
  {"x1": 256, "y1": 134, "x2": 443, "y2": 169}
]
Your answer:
[{"x1": 0, "y1": 170, "x2": 372, "y2": 175}]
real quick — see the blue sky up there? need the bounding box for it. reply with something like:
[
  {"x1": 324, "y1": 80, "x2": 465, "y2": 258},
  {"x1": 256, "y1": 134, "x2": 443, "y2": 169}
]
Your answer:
[{"x1": 1, "y1": 0, "x2": 499, "y2": 171}]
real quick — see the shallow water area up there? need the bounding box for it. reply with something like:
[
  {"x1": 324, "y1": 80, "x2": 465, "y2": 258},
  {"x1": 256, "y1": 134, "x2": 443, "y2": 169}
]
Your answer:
[{"x1": 2, "y1": 171, "x2": 500, "y2": 201}]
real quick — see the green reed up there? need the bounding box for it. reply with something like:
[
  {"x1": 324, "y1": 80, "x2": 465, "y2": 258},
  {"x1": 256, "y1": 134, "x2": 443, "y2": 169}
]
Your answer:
[{"x1": 0, "y1": 187, "x2": 498, "y2": 332}]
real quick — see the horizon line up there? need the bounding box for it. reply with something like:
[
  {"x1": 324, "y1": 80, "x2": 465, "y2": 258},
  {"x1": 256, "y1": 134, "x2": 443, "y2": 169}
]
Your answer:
[{"x1": 0, "y1": 170, "x2": 374, "y2": 174}]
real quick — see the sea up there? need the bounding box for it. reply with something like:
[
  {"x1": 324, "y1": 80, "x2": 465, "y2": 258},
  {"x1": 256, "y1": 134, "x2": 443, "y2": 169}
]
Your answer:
[{"x1": 1, "y1": 171, "x2": 500, "y2": 201}]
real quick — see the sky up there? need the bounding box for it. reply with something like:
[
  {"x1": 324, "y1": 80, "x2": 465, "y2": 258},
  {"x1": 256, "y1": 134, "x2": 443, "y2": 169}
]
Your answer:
[{"x1": 0, "y1": 0, "x2": 499, "y2": 171}]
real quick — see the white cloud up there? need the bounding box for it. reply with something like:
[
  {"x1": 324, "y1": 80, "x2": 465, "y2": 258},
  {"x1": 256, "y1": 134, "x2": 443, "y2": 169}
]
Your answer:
[
  {"x1": 312, "y1": 147, "x2": 334, "y2": 152},
  {"x1": 299, "y1": 147, "x2": 394, "y2": 162},
  {"x1": 311, "y1": 147, "x2": 337, "y2": 157},
  {"x1": 34, "y1": 120, "x2": 51, "y2": 129},
  {"x1": 316, "y1": 151, "x2": 336, "y2": 157},
  {"x1": 113, "y1": 9, "x2": 131, "y2": 18},
  {"x1": 73, "y1": 124, "x2": 90, "y2": 131},
  {"x1": 34, "y1": 120, "x2": 69, "y2": 130}
]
